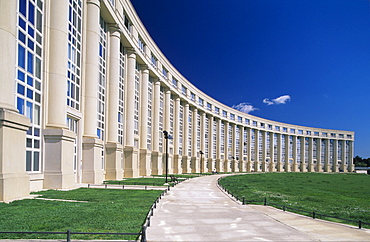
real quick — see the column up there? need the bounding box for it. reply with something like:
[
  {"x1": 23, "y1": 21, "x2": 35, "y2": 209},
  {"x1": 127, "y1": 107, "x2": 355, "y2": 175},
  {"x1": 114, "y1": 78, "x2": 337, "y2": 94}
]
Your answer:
[
  {"x1": 307, "y1": 137, "x2": 314, "y2": 172},
  {"x1": 316, "y1": 138, "x2": 322, "y2": 172},
  {"x1": 340, "y1": 140, "x2": 346, "y2": 172},
  {"x1": 215, "y1": 118, "x2": 222, "y2": 172},
  {"x1": 292, "y1": 136, "x2": 298, "y2": 172},
  {"x1": 253, "y1": 129, "x2": 260, "y2": 171},
  {"x1": 138, "y1": 65, "x2": 151, "y2": 176},
  {"x1": 200, "y1": 112, "x2": 206, "y2": 173},
  {"x1": 238, "y1": 126, "x2": 245, "y2": 171},
  {"x1": 332, "y1": 139, "x2": 338, "y2": 172},
  {"x1": 151, "y1": 80, "x2": 162, "y2": 175},
  {"x1": 190, "y1": 107, "x2": 198, "y2": 173},
  {"x1": 82, "y1": 0, "x2": 104, "y2": 184},
  {"x1": 348, "y1": 141, "x2": 354, "y2": 172},
  {"x1": 269, "y1": 132, "x2": 275, "y2": 172},
  {"x1": 300, "y1": 137, "x2": 306, "y2": 172},
  {"x1": 0, "y1": 0, "x2": 30, "y2": 201},
  {"x1": 173, "y1": 97, "x2": 181, "y2": 174},
  {"x1": 207, "y1": 116, "x2": 214, "y2": 172},
  {"x1": 261, "y1": 131, "x2": 267, "y2": 172},
  {"x1": 324, "y1": 139, "x2": 330, "y2": 172},
  {"x1": 276, "y1": 133, "x2": 283, "y2": 171},
  {"x1": 284, "y1": 135, "x2": 290, "y2": 172},
  {"x1": 105, "y1": 26, "x2": 123, "y2": 180},
  {"x1": 44, "y1": 0, "x2": 77, "y2": 189},
  {"x1": 182, "y1": 103, "x2": 190, "y2": 173},
  {"x1": 163, "y1": 89, "x2": 172, "y2": 174},
  {"x1": 123, "y1": 48, "x2": 137, "y2": 177},
  {"x1": 224, "y1": 121, "x2": 230, "y2": 172},
  {"x1": 246, "y1": 127, "x2": 252, "y2": 172}
]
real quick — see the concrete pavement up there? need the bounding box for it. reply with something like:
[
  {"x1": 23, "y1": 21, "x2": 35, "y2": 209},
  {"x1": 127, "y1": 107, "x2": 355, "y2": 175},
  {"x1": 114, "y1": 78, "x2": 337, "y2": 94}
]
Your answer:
[{"x1": 146, "y1": 174, "x2": 370, "y2": 241}]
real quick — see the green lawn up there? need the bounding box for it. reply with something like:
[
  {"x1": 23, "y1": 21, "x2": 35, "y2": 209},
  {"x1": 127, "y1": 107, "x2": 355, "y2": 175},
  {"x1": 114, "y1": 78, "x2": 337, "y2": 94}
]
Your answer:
[
  {"x1": 219, "y1": 172, "x2": 370, "y2": 228},
  {"x1": 0, "y1": 188, "x2": 163, "y2": 240}
]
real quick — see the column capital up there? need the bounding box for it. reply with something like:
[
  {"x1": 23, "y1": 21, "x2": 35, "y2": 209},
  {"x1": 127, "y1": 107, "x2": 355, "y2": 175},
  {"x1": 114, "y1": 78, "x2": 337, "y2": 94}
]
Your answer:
[
  {"x1": 86, "y1": 0, "x2": 100, "y2": 7},
  {"x1": 140, "y1": 64, "x2": 150, "y2": 71},
  {"x1": 108, "y1": 24, "x2": 121, "y2": 36},
  {"x1": 126, "y1": 47, "x2": 136, "y2": 56}
]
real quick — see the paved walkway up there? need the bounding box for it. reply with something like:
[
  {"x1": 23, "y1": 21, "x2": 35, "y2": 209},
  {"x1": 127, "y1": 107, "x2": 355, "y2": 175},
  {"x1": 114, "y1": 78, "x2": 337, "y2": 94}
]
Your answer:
[{"x1": 146, "y1": 174, "x2": 370, "y2": 241}]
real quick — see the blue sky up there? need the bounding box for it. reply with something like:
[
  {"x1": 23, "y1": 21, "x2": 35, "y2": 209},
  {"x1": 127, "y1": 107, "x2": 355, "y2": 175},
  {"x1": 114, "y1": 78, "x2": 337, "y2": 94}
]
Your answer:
[{"x1": 130, "y1": 0, "x2": 370, "y2": 158}]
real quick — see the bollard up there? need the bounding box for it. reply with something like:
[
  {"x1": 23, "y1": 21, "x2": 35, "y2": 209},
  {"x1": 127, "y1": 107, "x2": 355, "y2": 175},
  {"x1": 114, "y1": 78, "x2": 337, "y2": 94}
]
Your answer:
[
  {"x1": 88, "y1": 184, "x2": 90, "y2": 188},
  {"x1": 66, "y1": 230, "x2": 71, "y2": 242},
  {"x1": 283, "y1": 206, "x2": 286, "y2": 211},
  {"x1": 313, "y1": 212, "x2": 316, "y2": 219},
  {"x1": 105, "y1": 184, "x2": 107, "y2": 188},
  {"x1": 359, "y1": 220, "x2": 362, "y2": 229},
  {"x1": 264, "y1": 198, "x2": 267, "y2": 206},
  {"x1": 141, "y1": 226, "x2": 147, "y2": 242},
  {"x1": 145, "y1": 186, "x2": 147, "y2": 190},
  {"x1": 242, "y1": 196, "x2": 245, "y2": 205},
  {"x1": 122, "y1": 185, "x2": 125, "y2": 189}
]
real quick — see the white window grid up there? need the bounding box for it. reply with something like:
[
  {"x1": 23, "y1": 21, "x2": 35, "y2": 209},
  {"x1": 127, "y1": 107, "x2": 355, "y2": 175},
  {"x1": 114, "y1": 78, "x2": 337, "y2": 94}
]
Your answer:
[
  {"x1": 147, "y1": 76, "x2": 153, "y2": 150},
  {"x1": 97, "y1": 17, "x2": 107, "y2": 140},
  {"x1": 67, "y1": 0, "x2": 82, "y2": 110},
  {"x1": 118, "y1": 45, "x2": 125, "y2": 144},
  {"x1": 16, "y1": 0, "x2": 43, "y2": 172},
  {"x1": 134, "y1": 63, "x2": 140, "y2": 135}
]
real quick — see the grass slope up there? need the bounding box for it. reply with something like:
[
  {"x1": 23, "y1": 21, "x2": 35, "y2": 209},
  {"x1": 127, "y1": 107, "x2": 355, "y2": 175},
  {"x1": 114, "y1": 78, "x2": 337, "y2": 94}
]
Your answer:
[{"x1": 219, "y1": 173, "x2": 370, "y2": 227}]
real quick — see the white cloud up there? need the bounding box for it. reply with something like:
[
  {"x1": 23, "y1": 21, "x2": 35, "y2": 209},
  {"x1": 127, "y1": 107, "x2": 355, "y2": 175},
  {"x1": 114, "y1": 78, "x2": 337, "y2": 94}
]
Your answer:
[
  {"x1": 263, "y1": 95, "x2": 291, "y2": 105},
  {"x1": 263, "y1": 98, "x2": 274, "y2": 105},
  {"x1": 232, "y1": 102, "x2": 258, "y2": 114}
]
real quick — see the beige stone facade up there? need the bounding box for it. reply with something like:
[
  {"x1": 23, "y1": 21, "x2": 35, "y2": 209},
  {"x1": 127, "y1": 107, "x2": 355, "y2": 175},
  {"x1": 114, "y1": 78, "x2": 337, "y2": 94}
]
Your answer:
[{"x1": 0, "y1": 0, "x2": 355, "y2": 202}]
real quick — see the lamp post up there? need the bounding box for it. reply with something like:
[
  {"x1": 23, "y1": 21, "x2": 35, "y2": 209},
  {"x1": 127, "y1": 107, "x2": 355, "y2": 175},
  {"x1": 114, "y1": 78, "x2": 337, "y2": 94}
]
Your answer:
[
  {"x1": 163, "y1": 130, "x2": 172, "y2": 184},
  {"x1": 199, "y1": 151, "x2": 204, "y2": 175}
]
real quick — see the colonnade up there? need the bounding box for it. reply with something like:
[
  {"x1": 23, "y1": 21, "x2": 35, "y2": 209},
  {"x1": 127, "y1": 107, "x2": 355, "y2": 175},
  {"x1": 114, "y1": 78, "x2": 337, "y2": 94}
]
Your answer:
[{"x1": 0, "y1": 0, "x2": 354, "y2": 202}]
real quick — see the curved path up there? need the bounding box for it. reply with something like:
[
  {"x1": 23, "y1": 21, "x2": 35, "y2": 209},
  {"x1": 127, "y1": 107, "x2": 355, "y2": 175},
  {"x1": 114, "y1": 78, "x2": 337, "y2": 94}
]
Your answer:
[{"x1": 146, "y1": 174, "x2": 370, "y2": 241}]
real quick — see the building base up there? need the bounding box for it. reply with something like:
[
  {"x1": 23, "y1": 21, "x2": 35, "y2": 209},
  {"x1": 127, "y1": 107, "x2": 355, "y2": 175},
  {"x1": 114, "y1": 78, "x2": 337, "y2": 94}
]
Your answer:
[
  {"x1": 82, "y1": 137, "x2": 105, "y2": 184},
  {"x1": 105, "y1": 142, "x2": 123, "y2": 180}
]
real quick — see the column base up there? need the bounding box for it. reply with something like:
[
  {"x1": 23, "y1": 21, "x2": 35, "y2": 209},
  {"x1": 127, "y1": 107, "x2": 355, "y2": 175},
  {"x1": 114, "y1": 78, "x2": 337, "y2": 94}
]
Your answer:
[
  {"x1": 151, "y1": 151, "x2": 162, "y2": 175},
  {"x1": 0, "y1": 108, "x2": 30, "y2": 202},
  {"x1": 139, "y1": 149, "x2": 152, "y2": 177},
  {"x1": 190, "y1": 157, "x2": 198, "y2": 173},
  {"x1": 181, "y1": 156, "x2": 190, "y2": 174},
  {"x1": 82, "y1": 137, "x2": 105, "y2": 184},
  {"x1": 253, "y1": 160, "x2": 260, "y2": 172},
  {"x1": 123, "y1": 146, "x2": 139, "y2": 178},
  {"x1": 207, "y1": 158, "x2": 214, "y2": 173},
  {"x1": 43, "y1": 129, "x2": 76, "y2": 190},
  {"x1": 173, "y1": 154, "x2": 182, "y2": 174},
  {"x1": 105, "y1": 142, "x2": 123, "y2": 180}
]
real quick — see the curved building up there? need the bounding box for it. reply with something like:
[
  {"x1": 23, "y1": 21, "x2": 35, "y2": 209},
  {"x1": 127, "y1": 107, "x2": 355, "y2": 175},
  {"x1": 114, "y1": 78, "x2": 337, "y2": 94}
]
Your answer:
[{"x1": 0, "y1": 0, "x2": 354, "y2": 202}]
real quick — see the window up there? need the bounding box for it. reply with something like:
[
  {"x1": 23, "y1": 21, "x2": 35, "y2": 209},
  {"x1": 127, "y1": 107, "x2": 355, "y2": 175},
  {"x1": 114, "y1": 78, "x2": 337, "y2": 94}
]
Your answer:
[
  {"x1": 322, "y1": 132, "x2": 328, "y2": 137},
  {"x1": 306, "y1": 131, "x2": 311, "y2": 135},
  {"x1": 207, "y1": 103, "x2": 212, "y2": 111},
  {"x1": 222, "y1": 110, "x2": 227, "y2": 118},
  {"x1": 238, "y1": 116, "x2": 242, "y2": 123},
  {"x1": 190, "y1": 92, "x2": 195, "y2": 101},
  {"x1": 67, "y1": 0, "x2": 82, "y2": 110},
  {"x1": 151, "y1": 54, "x2": 157, "y2": 67},
  {"x1": 118, "y1": 44, "x2": 125, "y2": 144},
  {"x1": 182, "y1": 85, "x2": 187, "y2": 96},
  {"x1": 172, "y1": 78, "x2": 178, "y2": 88},
  {"x1": 162, "y1": 67, "x2": 168, "y2": 79},
  {"x1": 97, "y1": 17, "x2": 107, "y2": 140},
  {"x1": 123, "y1": 10, "x2": 132, "y2": 33},
  {"x1": 17, "y1": 0, "x2": 43, "y2": 172},
  {"x1": 138, "y1": 35, "x2": 145, "y2": 53},
  {"x1": 230, "y1": 113, "x2": 235, "y2": 120},
  {"x1": 134, "y1": 62, "x2": 140, "y2": 135},
  {"x1": 245, "y1": 119, "x2": 250, "y2": 125},
  {"x1": 283, "y1": 127, "x2": 287, "y2": 132},
  {"x1": 253, "y1": 121, "x2": 257, "y2": 127},
  {"x1": 147, "y1": 76, "x2": 153, "y2": 149},
  {"x1": 275, "y1": 126, "x2": 280, "y2": 131},
  {"x1": 198, "y1": 98, "x2": 203, "y2": 106},
  {"x1": 290, "y1": 129, "x2": 295, "y2": 134},
  {"x1": 214, "y1": 107, "x2": 220, "y2": 114}
]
